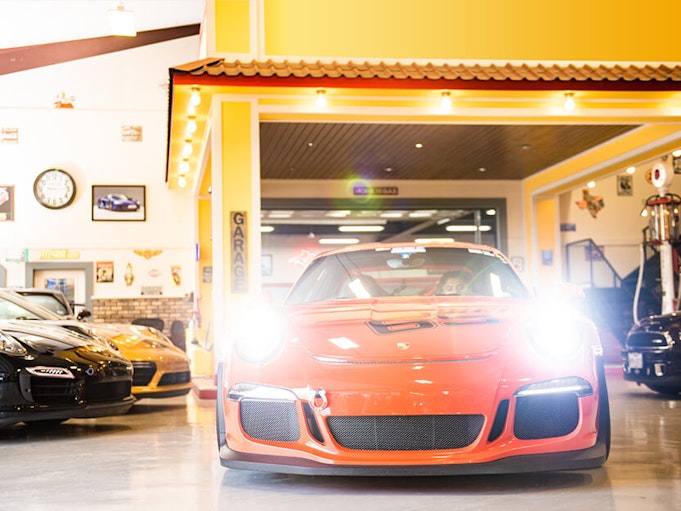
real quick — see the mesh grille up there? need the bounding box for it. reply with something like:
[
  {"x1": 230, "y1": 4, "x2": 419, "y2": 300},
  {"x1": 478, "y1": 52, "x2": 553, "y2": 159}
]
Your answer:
[
  {"x1": 83, "y1": 381, "x2": 132, "y2": 403},
  {"x1": 514, "y1": 394, "x2": 579, "y2": 440},
  {"x1": 326, "y1": 414, "x2": 484, "y2": 451},
  {"x1": 132, "y1": 361, "x2": 156, "y2": 386},
  {"x1": 29, "y1": 377, "x2": 79, "y2": 404},
  {"x1": 158, "y1": 371, "x2": 191, "y2": 386},
  {"x1": 240, "y1": 400, "x2": 300, "y2": 442}
]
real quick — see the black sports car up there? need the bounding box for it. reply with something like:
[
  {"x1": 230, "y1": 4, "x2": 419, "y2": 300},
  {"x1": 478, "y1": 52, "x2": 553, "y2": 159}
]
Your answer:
[
  {"x1": 622, "y1": 313, "x2": 681, "y2": 395},
  {"x1": 96, "y1": 193, "x2": 140, "y2": 211},
  {"x1": 0, "y1": 321, "x2": 135, "y2": 427}
]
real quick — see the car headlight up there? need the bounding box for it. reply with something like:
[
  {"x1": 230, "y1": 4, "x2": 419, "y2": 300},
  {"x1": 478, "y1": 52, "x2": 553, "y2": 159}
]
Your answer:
[
  {"x1": 0, "y1": 333, "x2": 28, "y2": 356},
  {"x1": 227, "y1": 382, "x2": 298, "y2": 402},
  {"x1": 515, "y1": 376, "x2": 593, "y2": 398},
  {"x1": 232, "y1": 306, "x2": 286, "y2": 364},
  {"x1": 527, "y1": 309, "x2": 586, "y2": 359}
]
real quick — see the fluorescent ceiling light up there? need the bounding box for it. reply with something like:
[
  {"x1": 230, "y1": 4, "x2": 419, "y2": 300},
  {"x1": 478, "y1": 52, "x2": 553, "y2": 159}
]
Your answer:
[
  {"x1": 445, "y1": 225, "x2": 492, "y2": 232},
  {"x1": 318, "y1": 238, "x2": 360, "y2": 245},
  {"x1": 108, "y1": 2, "x2": 136, "y2": 37},
  {"x1": 409, "y1": 210, "x2": 437, "y2": 218},
  {"x1": 260, "y1": 226, "x2": 275, "y2": 233},
  {"x1": 415, "y1": 237, "x2": 455, "y2": 243},
  {"x1": 338, "y1": 225, "x2": 385, "y2": 232}
]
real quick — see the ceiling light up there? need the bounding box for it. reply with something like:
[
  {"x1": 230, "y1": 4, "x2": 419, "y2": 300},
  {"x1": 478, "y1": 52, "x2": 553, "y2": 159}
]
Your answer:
[
  {"x1": 190, "y1": 87, "x2": 201, "y2": 107},
  {"x1": 179, "y1": 159, "x2": 190, "y2": 175},
  {"x1": 379, "y1": 212, "x2": 404, "y2": 218},
  {"x1": 445, "y1": 225, "x2": 492, "y2": 232},
  {"x1": 325, "y1": 210, "x2": 351, "y2": 218},
  {"x1": 177, "y1": 175, "x2": 187, "y2": 188},
  {"x1": 673, "y1": 149, "x2": 681, "y2": 158},
  {"x1": 415, "y1": 237, "x2": 455, "y2": 244},
  {"x1": 409, "y1": 210, "x2": 437, "y2": 218},
  {"x1": 315, "y1": 89, "x2": 327, "y2": 109},
  {"x1": 318, "y1": 238, "x2": 360, "y2": 245},
  {"x1": 338, "y1": 225, "x2": 385, "y2": 232},
  {"x1": 268, "y1": 211, "x2": 294, "y2": 219},
  {"x1": 108, "y1": 1, "x2": 136, "y2": 37},
  {"x1": 186, "y1": 117, "x2": 197, "y2": 136},
  {"x1": 260, "y1": 226, "x2": 275, "y2": 233},
  {"x1": 563, "y1": 92, "x2": 575, "y2": 111},
  {"x1": 436, "y1": 218, "x2": 451, "y2": 225},
  {"x1": 181, "y1": 140, "x2": 193, "y2": 158},
  {"x1": 415, "y1": 142, "x2": 424, "y2": 149},
  {"x1": 440, "y1": 91, "x2": 452, "y2": 111},
  {"x1": 486, "y1": 209, "x2": 497, "y2": 216},
  {"x1": 587, "y1": 180, "x2": 596, "y2": 189},
  {"x1": 626, "y1": 166, "x2": 636, "y2": 175}
]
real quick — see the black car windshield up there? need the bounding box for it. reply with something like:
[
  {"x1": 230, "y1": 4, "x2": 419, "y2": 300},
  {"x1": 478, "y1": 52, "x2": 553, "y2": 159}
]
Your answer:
[
  {"x1": 0, "y1": 292, "x2": 62, "y2": 320},
  {"x1": 285, "y1": 246, "x2": 530, "y2": 305}
]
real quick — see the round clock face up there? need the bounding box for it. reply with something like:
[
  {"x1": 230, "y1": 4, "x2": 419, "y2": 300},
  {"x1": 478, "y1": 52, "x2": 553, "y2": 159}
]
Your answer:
[{"x1": 33, "y1": 169, "x2": 76, "y2": 209}]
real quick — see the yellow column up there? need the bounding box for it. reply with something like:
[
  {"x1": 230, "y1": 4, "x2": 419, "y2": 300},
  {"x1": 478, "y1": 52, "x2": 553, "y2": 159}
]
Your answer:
[
  {"x1": 533, "y1": 197, "x2": 560, "y2": 286},
  {"x1": 211, "y1": 99, "x2": 261, "y2": 368}
]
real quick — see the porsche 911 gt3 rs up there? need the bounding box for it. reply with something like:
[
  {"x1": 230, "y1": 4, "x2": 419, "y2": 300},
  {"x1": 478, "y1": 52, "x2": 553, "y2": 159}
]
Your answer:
[{"x1": 217, "y1": 242, "x2": 610, "y2": 475}]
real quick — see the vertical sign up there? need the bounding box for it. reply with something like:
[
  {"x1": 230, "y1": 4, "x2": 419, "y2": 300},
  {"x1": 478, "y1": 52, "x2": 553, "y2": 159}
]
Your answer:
[{"x1": 230, "y1": 211, "x2": 248, "y2": 293}]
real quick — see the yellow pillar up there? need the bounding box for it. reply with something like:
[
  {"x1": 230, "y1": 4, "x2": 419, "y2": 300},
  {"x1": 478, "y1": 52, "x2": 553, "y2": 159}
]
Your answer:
[
  {"x1": 211, "y1": 99, "x2": 261, "y2": 367},
  {"x1": 533, "y1": 197, "x2": 560, "y2": 286}
]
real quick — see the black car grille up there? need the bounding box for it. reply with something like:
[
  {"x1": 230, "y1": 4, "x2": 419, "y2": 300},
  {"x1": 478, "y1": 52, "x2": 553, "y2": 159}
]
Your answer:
[
  {"x1": 327, "y1": 414, "x2": 484, "y2": 451},
  {"x1": 158, "y1": 371, "x2": 191, "y2": 386},
  {"x1": 240, "y1": 400, "x2": 300, "y2": 442},
  {"x1": 514, "y1": 393, "x2": 579, "y2": 440},
  {"x1": 83, "y1": 381, "x2": 131, "y2": 403},
  {"x1": 627, "y1": 332, "x2": 670, "y2": 349},
  {"x1": 29, "y1": 377, "x2": 80, "y2": 404},
  {"x1": 132, "y1": 361, "x2": 156, "y2": 386}
]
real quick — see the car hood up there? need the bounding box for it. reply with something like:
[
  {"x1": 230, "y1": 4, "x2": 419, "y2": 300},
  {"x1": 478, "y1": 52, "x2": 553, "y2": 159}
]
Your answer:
[{"x1": 288, "y1": 298, "x2": 529, "y2": 363}]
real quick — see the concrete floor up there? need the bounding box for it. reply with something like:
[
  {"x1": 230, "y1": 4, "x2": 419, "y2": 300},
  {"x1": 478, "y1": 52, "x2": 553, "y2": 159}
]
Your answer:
[{"x1": 1, "y1": 370, "x2": 679, "y2": 511}]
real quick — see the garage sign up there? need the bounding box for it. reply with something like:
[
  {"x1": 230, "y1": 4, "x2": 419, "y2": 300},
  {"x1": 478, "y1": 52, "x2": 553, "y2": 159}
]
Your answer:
[{"x1": 230, "y1": 211, "x2": 248, "y2": 293}]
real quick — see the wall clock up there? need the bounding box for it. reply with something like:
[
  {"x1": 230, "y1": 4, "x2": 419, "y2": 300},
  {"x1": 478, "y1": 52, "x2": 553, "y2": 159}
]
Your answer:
[{"x1": 33, "y1": 168, "x2": 76, "y2": 209}]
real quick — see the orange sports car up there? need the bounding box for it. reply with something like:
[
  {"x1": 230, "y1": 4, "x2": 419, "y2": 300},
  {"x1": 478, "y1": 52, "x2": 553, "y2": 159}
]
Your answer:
[{"x1": 217, "y1": 242, "x2": 610, "y2": 475}]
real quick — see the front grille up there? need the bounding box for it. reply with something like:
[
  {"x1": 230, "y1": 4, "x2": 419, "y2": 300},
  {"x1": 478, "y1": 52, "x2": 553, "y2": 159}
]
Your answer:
[
  {"x1": 132, "y1": 361, "x2": 156, "y2": 386},
  {"x1": 514, "y1": 394, "x2": 579, "y2": 440},
  {"x1": 158, "y1": 371, "x2": 191, "y2": 386},
  {"x1": 240, "y1": 400, "x2": 300, "y2": 442},
  {"x1": 327, "y1": 414, "x2": 484, "y2": 451},
  {"x1": 30, "y1": 377, "x2": 80, "y2": 404},
  {"x1": 83, "y1": 381, "x2": 131, "y2": 403},
  {"x1": 627, "y1": 332, "x2": 670, "y2": 349}
]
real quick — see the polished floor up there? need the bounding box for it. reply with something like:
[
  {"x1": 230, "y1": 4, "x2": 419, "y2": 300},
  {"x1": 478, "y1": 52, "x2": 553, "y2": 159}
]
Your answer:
[{"x1": 1, "y1": 370, "x2": 679, "y2": 511}]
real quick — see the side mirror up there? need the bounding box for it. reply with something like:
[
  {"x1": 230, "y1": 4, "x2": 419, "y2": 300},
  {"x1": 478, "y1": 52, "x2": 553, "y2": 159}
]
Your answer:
[{"x1": 77, "y1": 309, "x2": 92, "y2": 321}]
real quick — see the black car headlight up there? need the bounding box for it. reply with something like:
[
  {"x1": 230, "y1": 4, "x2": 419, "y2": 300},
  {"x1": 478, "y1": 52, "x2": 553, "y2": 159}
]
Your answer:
[{"x1": 0, "y1": 333, "x2": 27, "y2": 356}]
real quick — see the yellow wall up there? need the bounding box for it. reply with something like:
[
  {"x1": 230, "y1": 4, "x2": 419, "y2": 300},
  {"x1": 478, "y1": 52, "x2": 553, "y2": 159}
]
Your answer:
[
  {"x1": 253, "y1": 0, "x2": 681, "y2": 62},
  {"x1": 214, "y1": 0, "x2": 251, "y2": 54}
]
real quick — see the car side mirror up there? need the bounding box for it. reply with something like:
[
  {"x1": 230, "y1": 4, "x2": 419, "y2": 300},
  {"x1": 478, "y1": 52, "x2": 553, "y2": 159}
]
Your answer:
[{"x1": 77, "y1": 309, "x2": 92, "y2": 321}]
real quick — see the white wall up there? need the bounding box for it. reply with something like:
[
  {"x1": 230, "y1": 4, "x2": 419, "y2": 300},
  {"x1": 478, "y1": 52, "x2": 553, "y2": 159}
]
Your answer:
[
  {"x1": 0, "y1": 37, "x2": 200, "y2": 297},
  {"x1": 560, "y1": 164, "x2": 681, "y2": 281}
]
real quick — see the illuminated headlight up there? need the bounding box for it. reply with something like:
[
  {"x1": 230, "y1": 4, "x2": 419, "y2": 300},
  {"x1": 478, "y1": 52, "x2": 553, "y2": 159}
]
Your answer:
[
  {"x1": 0, "y1": 333, "x2": 27, "y2": 356},
  {"x1": 233, "y1": 306, "x2": 286, "y2": 364},
  {"x1": 228, "y1": 382, "x2": 298, "y2": 402},
  {"x1": 515, "y1": 376, "x2": 593, "y2": 398},
  {"x1": 527, "y1": 312, "x2": 584, "y2": 359}
]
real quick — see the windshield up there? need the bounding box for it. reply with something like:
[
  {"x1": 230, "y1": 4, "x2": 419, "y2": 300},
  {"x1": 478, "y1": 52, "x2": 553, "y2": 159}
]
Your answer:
[
  {"x1": 285, "y1": 246, "x2": 530, "y2": 305},
  {"x1": 0, "y1": 292, "x2": 62, "y2": 320},
  {"x1": 21, "y1": 294, "x2": 71, "y2": 317}
]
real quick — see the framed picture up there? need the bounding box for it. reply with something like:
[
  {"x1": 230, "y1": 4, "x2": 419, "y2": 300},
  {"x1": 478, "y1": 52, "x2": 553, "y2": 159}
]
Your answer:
[
  {"x1": 617, "y1": 174, "x2": 633, "y2": 196},
  {"x1": 0, "y1": 185, "x2": 14, "y2": 221},
  {"x1": 92, "y1": 185, "x2": 145, "y2": 221},
  {"x1": 96, "y1": 261, "x2": 114, "y2": 283}
]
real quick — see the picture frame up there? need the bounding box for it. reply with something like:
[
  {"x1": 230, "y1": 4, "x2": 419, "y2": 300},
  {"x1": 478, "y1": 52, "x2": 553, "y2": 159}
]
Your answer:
[
  {"x1": 0, "y1": 185, "x2": 14, "y2": 221},
  {"x1": 617, "y1": 174, "x2": 633, "y2": 196},
  {"x1": 92, "y1": 185, "x2": 146, "y2": 221}
]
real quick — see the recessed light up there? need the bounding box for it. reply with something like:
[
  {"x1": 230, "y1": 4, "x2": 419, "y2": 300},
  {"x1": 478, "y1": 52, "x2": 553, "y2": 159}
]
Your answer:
[
  {"x1": 478, "y1": 167, "x2": 487, "y2": 173},
  {"x1": 415, "y1": 143, "x2": 423, "y2": 149}
]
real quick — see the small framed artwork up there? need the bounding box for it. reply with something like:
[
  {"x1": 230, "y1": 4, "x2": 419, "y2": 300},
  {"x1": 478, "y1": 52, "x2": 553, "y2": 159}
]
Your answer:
[
  {"x1": 92, "y1": 185, "x2": 145, "y2": 221},
  {"x1": 617, "y1": 174, "x2": 633, "y2": 196},
  {"x1": 96, "y1": 261, "x2": 114, "y2": 283},
  {"x1": 0, "y1": 185, "x2": 14, "y2": 221}
]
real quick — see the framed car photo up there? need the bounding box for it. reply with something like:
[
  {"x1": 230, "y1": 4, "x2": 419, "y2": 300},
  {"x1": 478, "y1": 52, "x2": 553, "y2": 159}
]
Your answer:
[{"x1": 92, "y1": 185, "x2": 145, "y2": 221}]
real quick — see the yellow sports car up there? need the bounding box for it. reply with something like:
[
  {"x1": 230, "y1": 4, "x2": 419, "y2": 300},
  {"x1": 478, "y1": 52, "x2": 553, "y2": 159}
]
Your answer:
[{"x1": 2, "y1": 289, "x2": 192, "y2": 399}]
